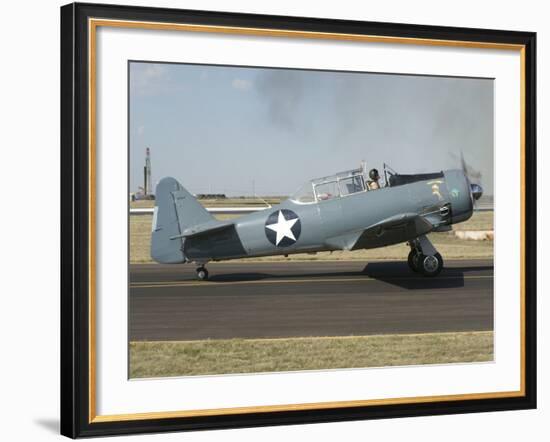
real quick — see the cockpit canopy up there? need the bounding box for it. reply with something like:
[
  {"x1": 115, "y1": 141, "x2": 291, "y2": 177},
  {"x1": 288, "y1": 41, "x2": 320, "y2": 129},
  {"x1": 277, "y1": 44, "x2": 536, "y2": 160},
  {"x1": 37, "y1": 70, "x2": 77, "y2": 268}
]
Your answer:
[
  {"x1": 290, "y1": 167, "x2": 367, "y2": 204},
  {"x1": 289, "y1": 163, "x2": 447, "y2": 204}
]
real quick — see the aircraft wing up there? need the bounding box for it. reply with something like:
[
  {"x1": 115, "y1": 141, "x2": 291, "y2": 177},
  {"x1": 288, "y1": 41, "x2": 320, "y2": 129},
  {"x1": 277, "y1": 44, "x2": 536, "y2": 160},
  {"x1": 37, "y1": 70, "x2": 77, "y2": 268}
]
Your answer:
[
  {"x1": 325, "y1": 213, "x2": 434, "y2": 251},
  {"x1": 351, "y1": 212, "x2": 434, "y2": 250}
]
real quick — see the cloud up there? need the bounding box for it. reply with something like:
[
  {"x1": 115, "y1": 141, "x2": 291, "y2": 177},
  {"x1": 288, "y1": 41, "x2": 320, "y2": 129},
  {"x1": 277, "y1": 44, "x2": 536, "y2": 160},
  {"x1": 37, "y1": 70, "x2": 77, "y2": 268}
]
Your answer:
[
  {"x1": 143, "y1": 64, "x2": 166, "y2": 80},
  {"x1": 130, "y1": 63, "x2": 169, "y2": 96},
  {"x1": 232, "y1": 78, "x2": 252, "y2": 91}
]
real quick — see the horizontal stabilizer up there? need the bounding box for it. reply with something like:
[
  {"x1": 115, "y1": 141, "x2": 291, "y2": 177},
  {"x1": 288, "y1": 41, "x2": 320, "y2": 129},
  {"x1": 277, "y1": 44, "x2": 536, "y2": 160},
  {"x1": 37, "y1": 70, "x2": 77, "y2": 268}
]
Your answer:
[
  {"x1": 170, "y1": 220, "x2": 235, "y2": 240},
  {"x1": 183, "y1": 223, "x2": 247, "y2": 261}
]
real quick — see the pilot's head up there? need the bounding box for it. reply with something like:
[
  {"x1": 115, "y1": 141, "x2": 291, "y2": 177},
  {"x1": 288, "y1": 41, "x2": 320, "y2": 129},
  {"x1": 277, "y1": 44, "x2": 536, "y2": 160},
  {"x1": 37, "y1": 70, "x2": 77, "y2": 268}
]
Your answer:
[{"x1": 369, "y1": 168, "x2": 380, "y2": 181}]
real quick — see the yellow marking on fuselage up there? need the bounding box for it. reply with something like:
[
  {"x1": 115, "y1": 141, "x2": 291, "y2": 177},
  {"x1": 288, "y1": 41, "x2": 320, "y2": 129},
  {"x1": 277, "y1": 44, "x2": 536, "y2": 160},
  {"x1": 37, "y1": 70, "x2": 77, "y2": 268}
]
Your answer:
[{"x1": 431, "y1": 183, "x2": 443, "y2": 200}]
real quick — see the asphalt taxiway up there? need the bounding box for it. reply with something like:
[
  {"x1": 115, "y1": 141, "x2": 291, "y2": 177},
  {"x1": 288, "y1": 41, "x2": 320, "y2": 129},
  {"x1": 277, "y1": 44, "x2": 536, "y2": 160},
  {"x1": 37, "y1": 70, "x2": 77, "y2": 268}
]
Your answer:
[{"x1": 129, "y1": 259, "x2": 493, "y2": 341}]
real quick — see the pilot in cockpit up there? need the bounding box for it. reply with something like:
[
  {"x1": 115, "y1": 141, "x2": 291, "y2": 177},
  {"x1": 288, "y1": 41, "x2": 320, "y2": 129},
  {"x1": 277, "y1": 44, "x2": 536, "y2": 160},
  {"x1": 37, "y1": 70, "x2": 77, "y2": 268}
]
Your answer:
[{"x1": 367, "y1": 168, "x2": 381, "y2": 190}]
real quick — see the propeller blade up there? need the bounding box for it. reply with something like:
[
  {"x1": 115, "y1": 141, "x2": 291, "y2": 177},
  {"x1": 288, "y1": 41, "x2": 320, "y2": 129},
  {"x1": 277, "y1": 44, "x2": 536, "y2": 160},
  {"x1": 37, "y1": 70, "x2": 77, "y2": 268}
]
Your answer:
[
  {"x1": 460, "y1": 151, "x2": 469, "y2": 176},
  {"x1": 453, "y1": 151, "x2": 484, "y2": 205},
  {"x1": 459, "y1": 150, "x2": 482, "y2": 182}
]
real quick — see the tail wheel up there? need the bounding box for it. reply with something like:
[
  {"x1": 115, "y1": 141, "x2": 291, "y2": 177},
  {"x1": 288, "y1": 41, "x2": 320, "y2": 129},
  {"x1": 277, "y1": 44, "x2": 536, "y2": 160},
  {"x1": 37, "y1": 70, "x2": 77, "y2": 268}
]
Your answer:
[
  {"x1": 407, "y1": 249, "x2": 421, "y2": 273},
  {"x1": 196, "y1": 267, "x2": 209, "y2": 281},
  {"x1": 419, "y1": 253, "x2": 444, "y2": 277}
]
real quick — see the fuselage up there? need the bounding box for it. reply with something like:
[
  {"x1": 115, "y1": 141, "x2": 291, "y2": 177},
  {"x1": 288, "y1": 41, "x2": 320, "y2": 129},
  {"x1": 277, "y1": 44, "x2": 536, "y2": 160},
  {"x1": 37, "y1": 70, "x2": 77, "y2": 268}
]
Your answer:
[{"x1": 191, "y1": 169, "x2": 474, "y2": 262}]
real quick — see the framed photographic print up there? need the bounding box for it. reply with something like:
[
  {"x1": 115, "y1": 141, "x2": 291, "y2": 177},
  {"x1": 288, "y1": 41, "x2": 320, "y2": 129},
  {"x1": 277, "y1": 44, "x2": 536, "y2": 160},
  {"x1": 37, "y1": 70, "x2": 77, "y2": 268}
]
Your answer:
[{"x1": 60, "y1": 2, "x2": 537, "y2": 438}]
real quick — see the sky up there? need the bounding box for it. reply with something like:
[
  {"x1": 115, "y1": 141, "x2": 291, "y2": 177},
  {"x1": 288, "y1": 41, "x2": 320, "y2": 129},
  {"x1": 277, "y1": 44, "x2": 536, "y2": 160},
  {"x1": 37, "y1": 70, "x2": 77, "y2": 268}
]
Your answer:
[{"x1": 129, "y1": 62, "x2": 494, "y2": 196}]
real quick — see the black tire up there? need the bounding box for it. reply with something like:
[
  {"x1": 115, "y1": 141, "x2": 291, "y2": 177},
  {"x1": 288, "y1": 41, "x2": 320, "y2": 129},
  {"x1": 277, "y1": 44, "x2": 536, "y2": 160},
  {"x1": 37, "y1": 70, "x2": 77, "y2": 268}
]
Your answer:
[
  {"x1": 408, "y1": 249, "x2": 421, "y2": 272},
  {"x1": 419, "y1": 253, "x2": 444, "y2": 277},
  {"x1": 196, "y1": 267, "x2": 209, "y2": 281}
]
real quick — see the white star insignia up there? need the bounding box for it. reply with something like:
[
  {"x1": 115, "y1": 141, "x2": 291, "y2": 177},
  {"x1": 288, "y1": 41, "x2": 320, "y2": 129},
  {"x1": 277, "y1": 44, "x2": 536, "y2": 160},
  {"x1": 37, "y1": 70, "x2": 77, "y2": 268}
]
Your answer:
[{"x1": 266, "y1": 210, "x2": 298, "y2": 246}]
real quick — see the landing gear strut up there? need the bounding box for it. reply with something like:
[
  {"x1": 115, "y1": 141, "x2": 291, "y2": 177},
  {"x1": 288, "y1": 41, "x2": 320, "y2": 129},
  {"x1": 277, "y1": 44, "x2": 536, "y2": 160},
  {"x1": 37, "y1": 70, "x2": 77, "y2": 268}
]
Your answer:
[
  {"x1": 408, "y1": 248, "x2": 421, "y2": 273},
  {"x1": 196, "y1": 266, "x2": 209, "y2": 281},
  {"x1": 407, "y1": 235, "x2": 444, "y2": 277}
]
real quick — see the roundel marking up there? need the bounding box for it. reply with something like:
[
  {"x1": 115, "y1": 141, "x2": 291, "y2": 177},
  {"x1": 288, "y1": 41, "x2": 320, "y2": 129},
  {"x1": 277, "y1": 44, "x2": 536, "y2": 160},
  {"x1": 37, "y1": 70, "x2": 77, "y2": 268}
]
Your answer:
[{"x1": 264, "y1": 209, "x2": 301, "y2": 247}]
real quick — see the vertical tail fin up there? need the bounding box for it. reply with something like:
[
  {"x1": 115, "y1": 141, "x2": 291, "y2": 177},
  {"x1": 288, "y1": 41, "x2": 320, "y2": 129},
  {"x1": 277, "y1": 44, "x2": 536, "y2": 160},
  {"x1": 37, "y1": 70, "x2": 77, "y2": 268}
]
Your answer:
[{"x1": 150, "y1": 177, "x2": 214, "y2": 264}]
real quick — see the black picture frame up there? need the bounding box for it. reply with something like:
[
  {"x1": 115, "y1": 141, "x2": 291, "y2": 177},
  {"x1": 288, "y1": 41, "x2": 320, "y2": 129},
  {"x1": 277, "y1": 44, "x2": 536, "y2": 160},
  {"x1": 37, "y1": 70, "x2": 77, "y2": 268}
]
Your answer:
[{"x1": 61, "y1": 2, "x2": 537, "y2": 438}]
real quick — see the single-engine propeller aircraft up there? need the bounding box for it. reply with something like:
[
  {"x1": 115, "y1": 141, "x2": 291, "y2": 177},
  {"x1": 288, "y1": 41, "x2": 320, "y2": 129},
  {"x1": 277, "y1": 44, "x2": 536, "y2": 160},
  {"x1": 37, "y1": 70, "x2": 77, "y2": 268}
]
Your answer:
[{"x1": 151, "y1": 163, "x2": 483, "y2": 280}]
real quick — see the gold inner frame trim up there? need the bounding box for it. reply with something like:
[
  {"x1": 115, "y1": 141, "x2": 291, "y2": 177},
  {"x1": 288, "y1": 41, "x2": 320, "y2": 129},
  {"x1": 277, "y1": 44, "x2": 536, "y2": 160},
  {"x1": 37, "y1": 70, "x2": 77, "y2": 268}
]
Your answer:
[
  {"x1": 90, "y1": 18, "x2": 525, "y2": 50},
  {"x1": 88, "y1": 17, "x2": 527, "y2": 424},
  {"x1": 92, "y1": 391, "x2": 524, "y2": 423}
]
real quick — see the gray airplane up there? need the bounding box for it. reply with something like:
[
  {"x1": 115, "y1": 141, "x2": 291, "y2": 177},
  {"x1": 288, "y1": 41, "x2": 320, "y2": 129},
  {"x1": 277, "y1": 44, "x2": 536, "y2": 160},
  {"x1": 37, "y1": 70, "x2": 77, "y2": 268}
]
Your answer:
[{"x1": 151, "y1": 164, "x2": 483, "y2": 280}]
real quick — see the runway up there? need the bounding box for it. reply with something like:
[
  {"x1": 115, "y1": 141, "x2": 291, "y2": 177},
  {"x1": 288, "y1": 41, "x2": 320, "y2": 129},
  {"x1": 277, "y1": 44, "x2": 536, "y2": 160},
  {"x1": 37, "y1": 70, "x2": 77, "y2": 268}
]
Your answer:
[{"x1": 129, "y1": 259, "x2": 493, "y2": 341}]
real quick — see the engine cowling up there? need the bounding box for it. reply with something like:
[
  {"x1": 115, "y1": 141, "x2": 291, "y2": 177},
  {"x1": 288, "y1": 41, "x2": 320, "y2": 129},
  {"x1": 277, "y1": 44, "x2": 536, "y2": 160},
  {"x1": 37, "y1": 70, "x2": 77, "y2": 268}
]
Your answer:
[{"x1": 443, "y1": 169, "x2": 475, "y2": 225}]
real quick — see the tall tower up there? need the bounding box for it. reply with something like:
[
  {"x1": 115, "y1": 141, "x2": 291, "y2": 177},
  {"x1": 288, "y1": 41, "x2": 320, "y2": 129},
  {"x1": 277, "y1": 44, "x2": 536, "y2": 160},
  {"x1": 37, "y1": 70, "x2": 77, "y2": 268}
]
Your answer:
[{"x1": 144, "y1": 147, "x2": 152, "y2": 196}]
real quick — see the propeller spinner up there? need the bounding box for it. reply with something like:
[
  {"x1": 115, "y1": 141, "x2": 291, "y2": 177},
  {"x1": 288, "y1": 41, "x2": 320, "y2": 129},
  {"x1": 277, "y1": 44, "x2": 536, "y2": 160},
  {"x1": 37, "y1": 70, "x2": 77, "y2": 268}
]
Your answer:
[{"x1": 470, "y1": 183, "x2": 483, "y2": 200}]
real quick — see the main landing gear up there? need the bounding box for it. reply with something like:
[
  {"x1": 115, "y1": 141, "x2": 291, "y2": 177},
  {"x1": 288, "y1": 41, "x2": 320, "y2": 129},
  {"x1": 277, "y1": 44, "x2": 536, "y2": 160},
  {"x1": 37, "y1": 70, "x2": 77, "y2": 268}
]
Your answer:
[
  {"x1": 407, "y1": 235, "x2": 444, "y2": 277},
  {"x1": 196, "y1": 266, "x2": 209, "y2": 281}
]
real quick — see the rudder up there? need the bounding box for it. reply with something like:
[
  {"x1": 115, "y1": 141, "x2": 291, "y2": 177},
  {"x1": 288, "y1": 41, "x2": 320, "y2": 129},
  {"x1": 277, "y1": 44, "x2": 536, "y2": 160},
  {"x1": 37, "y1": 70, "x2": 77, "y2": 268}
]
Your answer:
[{"x1": 150, "y1": 177, "x2": 214, "y2": 264}]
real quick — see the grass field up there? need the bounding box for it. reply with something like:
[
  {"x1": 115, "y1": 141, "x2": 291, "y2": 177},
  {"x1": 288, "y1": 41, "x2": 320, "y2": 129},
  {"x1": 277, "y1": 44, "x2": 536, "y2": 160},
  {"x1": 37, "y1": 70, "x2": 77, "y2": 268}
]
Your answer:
[
  {"x1": 129, "y1": 211, "x2": 493, "y2": 263},
  {"x1": 452, "y1": 211, "x2": 493, "y2": 231},
  {"x1": 130, "y1": 331, "x2": 493, "y2": 378}
]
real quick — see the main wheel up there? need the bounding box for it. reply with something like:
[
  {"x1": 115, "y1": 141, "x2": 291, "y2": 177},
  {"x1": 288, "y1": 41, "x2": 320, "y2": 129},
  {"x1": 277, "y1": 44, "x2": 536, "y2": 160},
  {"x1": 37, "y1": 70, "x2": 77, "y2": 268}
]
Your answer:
[
  {"x1": 407, "y1": 249, "x2": 421, "y2": 273},
  {"x1": 419, "y1": 253, "x2": 443, "y2": 277},
  {"x1": 196, "y1": 267, "x2": 209, "y2": 281}
]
